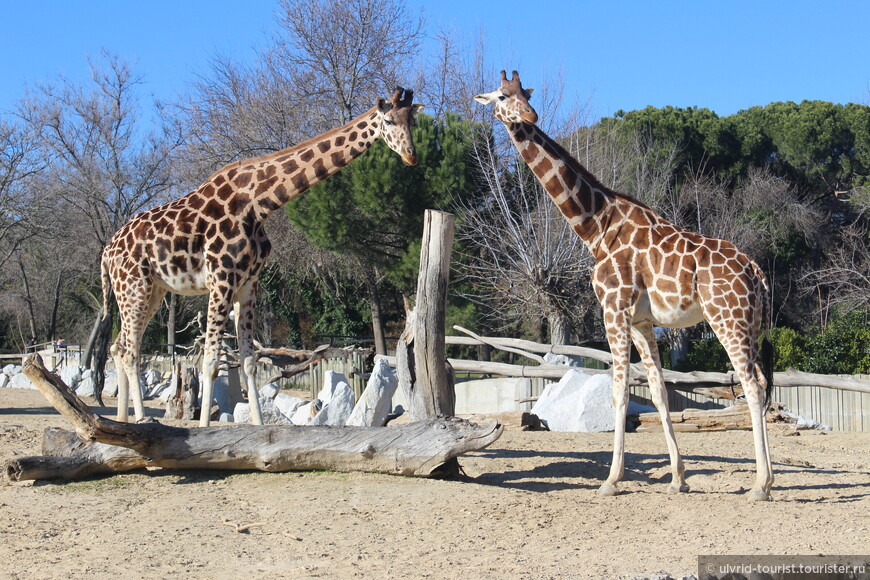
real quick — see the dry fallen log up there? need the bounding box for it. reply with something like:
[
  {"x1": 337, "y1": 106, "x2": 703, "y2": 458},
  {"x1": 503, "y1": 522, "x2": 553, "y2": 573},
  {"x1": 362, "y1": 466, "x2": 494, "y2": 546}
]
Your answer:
[
  {"x1": 6, "y1": 354, "x2": 503, "y2": 482},
  {"x1": 636, "y1": 402, "x2": 795, "y2": 432}
]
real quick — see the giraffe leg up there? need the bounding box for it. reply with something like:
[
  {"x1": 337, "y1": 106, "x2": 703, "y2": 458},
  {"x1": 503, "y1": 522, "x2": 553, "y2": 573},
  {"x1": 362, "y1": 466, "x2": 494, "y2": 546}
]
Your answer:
[
  {"x1": 598, "y1": 313, "x2": 632, "y2": 497},
  {"x1": 113, "y1": 281, "x2": 165, "y2": 422},
  {"x1": 741, "y1": 364, "x2": 774, "y2": 501},
  {"x1": 631, "y1": 323, "x2": 688, "y2": 493},
  {"x1": 200, "y1": 291, "x2": 231, "y2": 427},
  {"x1": 234, "y1": 281, "x2": 262, "y2": 425},
  {"x1": 709, "y1": 323, "x2": 774, "y2": 501}
]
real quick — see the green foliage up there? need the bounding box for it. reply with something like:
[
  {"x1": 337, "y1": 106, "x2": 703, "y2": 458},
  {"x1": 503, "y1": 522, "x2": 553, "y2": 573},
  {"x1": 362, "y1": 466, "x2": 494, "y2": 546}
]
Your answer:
[
  {"x1": 768, "y1": 327, "x2": 808, "y2": 371},
  {"x1": 803, "y1": 310, "x2": 870, "y2": 375},
  {"x1": 672, "y1": 338, "x2": 732, "y2": 373},
  {"x1": 286, "y1": 113, "x2": 478, "y2": 295}
]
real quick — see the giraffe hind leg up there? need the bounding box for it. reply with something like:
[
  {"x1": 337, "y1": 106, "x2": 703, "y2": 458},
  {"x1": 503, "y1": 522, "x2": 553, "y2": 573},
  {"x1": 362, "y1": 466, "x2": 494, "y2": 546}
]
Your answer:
[
  {"x1": 631, "y1": 323, "x2": 688, "y2": 493},
  {"x1": 709, "y1": 323, "x2": 774, "y2": 500}
]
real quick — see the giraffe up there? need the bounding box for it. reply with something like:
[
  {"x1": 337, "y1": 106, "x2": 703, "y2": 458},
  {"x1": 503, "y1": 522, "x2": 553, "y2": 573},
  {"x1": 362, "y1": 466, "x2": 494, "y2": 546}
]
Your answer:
[
  {"x1": 101, "y1": 88, "x2": 423, "y2": 427},
  {"x1": 476, "y1": 71, "x2": 775, "y2": 500}
]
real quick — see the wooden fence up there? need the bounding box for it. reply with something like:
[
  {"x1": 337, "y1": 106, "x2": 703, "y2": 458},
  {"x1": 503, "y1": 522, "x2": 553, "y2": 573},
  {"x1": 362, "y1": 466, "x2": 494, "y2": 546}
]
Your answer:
[{"x1": 9, "y1": 347, "x2": 867, "y2": 432}]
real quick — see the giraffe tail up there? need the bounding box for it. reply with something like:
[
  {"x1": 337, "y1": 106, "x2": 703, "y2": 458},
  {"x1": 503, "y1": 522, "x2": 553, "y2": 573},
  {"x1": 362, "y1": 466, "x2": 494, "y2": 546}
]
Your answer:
[
  {"x1": 100, "y1": 255, "x2": 112, "y2": 322},
  {"x1": 757, "y1": 262, "x2": 774, "y2": 411},
  {"x1": 761, "y1": 335, "x2": 774, "y2": 411}
]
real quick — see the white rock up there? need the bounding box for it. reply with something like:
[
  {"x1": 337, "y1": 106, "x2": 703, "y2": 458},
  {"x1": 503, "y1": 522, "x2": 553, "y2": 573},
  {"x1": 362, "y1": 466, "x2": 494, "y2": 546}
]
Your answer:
[
  {"x1": 316, "y1": 370, "x2": 348, "y2": 405},
  {"x1": 346, "y1": 358, "x2": 399, "y2": 427},
  {"x1": 75, "y1": 375, "x2": 96, "y2": 397},
  {"x1": 531, "y1": 369, "x2": 615, "y2": 432},
  {"x1": 218, "y1": 412, "x2": 234, "y2": 423},
  {"x1": 233, "y1": 399, "x2": 289, "y2": 425},
  {"x1": 310, "y1": 382, "x2": 355, "y2": 427},
  {"x1": 144, "y1": 369, "x2": 162, "y2": 386},
  {"x1": 103, "y1": 369, "x2": 119, "y2": 397},
  {"x1": 274, "y1": 393, "x2": 305, "y2": 419},
  {"x1": 59, "y1": 365, "x2": 83, "y2": 389},
  {"x1": 4, "y1": 364, "x2": 22, "y2": 377},
  {"x1": 0, "y1": 373, "x2": 9, "y2": 388},
  {"x1": 258, "y1": 383, "x2": 280, "y2": 401},
  {"x1": 9, "y1": 372, "x2": 34, "y2": 390},
  {"x1": 543, "y1": 352, "x2": 586, "y2": 367},
  {"x1": 233, "y1": 402, "x2": 251, "y2": 423},
  {"x1": 290, "y1": 401, "x2": 318, "y2": 425}
]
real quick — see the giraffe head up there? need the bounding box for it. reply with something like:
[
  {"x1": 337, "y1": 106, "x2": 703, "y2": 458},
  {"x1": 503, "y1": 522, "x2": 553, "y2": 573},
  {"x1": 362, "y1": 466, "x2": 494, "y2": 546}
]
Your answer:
[
  {"x1": 474, "y1": 70, "x2": 538, "y2": 124},
  {"x1": 377, "y1": 87, "x2": 423, "y2": 166}
]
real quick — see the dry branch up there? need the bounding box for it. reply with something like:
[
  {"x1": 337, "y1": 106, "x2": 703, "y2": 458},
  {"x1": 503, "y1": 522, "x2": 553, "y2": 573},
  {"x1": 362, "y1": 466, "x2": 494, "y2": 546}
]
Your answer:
[
  {"x1": 6, "y1": 354, "x2": 503, "y2": 482},
  {"x1": 441, "y1": 334, "x2": 870, "y2": 394}
]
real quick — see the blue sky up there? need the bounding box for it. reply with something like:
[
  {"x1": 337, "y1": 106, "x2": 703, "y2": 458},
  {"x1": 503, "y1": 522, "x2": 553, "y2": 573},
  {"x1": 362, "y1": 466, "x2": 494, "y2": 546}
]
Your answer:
[{"x1": 2, "y1": 1, "x2": 868, "y2": 122}]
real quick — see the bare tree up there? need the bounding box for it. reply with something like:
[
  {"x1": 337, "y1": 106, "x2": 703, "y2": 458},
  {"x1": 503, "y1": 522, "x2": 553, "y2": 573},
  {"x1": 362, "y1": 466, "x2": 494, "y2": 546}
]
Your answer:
[
  {"x1": 13, "y1": 52, "x2": 183, "y2": 397},
  {"x1": 274, "y1": 0, "x2": 423, "y2": 123},
  {"x1": 802, "y1": 189, "x2": 870, "y2": 319}
]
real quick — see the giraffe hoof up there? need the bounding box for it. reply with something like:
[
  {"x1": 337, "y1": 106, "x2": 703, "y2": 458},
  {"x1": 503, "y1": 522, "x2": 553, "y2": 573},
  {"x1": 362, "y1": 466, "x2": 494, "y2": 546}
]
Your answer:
[
  {"x1": 747, "y1": 489, "x2": 772, "y2": 502},
  {"x1": 667, "y1": 483, "x2": 690, "y2": 493},
  {"x1": 597, "y1": 483, "x2": 620, "y2": 497}
]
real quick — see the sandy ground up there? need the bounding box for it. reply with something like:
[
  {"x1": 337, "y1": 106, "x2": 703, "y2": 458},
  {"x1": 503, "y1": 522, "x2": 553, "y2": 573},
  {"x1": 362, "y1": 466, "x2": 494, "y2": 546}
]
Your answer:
[{"x1": 1, "y1": 386, "x2": 868, "y2": 580}]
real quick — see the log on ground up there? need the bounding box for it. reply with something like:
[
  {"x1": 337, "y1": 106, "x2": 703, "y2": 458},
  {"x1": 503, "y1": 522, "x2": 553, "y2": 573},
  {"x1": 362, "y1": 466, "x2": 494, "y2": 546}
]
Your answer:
[
  {"x1": 5, "y1": 354, "x2": 503, "y2": 482},
  {"x1": 636, "y1": 402, "x2": 794, "y2": 432}
]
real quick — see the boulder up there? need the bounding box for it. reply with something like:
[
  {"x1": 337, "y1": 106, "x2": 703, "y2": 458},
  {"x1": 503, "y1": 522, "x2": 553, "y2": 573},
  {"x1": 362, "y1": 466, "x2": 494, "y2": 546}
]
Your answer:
[
  {"x1": 9, "y1": 372, "x2": 34, "y2": 390},
  {"x1": 59, "y1": 365, "x2": 83, "y2": 389},
  {"x1": 0, "y1": 373, "x2": 8, "y2": 388},
  {"x1": 233, "y1": 399, "x2": 289, "y2": 425},
  {"x1": 531, "y1": 370, "x2": 615, "y2": 432},
  {"x1": 4, "y1": 364, "x2": 22, "y2": 376},
  {"x1": 103, "y1": 369, "x2": 119, "y2": 397},
  {"x1": 543, "y1": 352, "x2": 586, "y2": 368},
  {"x1": 346, "y1": 358, "x2": 399, "y2": 427},
  {"x1": 290, "y1": 401, "x2": 319, "y2": 425},
  {"x1": 75, "y1": 375, "x2": 96, "y2": 398},
  {"x1": 218, "y1": 412, "x2": 234, "y2": 423},
  {"x1": 316, "y1": 370, "x2": 348, "y2": 405},
  {"x1": 310, "y1": 381, "x2": 355, "y2": 427},
  {"x1": 144, "y1": 369, "x2": 162, "y2": 386},
  {"x1": 274, "y1": 392, "x2": 305, "y2": 419},
  {"x1": 259, "y1": 383, "x2": 281, "y2": 401}
]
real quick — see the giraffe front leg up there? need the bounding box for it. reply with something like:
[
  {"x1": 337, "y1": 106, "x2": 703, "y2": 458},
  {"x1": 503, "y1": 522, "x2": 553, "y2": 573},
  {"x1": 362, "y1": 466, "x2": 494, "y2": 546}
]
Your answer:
[
  {"x1": 598, "y1": 316, "x2": 632, "y2": 497},
  {"x1": 235, "y1": 282, "x2": 262, "y2": 425},
  {"x1": 631, "y1": 323, "x2": 688, "y2": 493}
]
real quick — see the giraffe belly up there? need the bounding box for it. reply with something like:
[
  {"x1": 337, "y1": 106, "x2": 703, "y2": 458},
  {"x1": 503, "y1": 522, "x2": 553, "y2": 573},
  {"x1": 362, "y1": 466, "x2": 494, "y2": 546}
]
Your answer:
[
  {"x1": 154, "y1": 271, "x2": 209, "y2": 296},
  {"x1": 632, "y1": 291, "x2": 705, "y2": 329}
]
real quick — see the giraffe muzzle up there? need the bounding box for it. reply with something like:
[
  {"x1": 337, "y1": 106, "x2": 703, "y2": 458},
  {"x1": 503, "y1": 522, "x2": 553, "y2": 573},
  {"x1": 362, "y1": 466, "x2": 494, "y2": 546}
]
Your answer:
[{"x1": 401, "y1": 151, "x2": 418, "y2": 166}]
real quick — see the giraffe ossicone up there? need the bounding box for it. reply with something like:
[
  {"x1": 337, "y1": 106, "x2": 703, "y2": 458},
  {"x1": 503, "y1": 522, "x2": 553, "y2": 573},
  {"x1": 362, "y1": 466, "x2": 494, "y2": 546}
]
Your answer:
[
  {"x1": 477, "y1": 70, "x2": 775, "y2": 501},
  {"x1": 101, "y1": 87, "x2": 423, "y2": 427}
]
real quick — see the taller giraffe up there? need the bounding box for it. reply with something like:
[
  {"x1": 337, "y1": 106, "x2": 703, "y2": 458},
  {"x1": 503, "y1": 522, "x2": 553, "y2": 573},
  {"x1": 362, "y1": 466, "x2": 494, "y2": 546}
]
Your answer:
[
  {"x1": 476, "y1": 71, "x2": 775, "y2": 500},
  {"x1": 102, "y1": 88, "x2": 423, "y2": 427}
]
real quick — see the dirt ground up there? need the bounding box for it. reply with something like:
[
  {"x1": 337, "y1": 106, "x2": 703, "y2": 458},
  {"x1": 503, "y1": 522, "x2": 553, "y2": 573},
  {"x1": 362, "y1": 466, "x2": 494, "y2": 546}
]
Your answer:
[{"x1": 1, "y1": 387, "x2": 868, "y2": 580}]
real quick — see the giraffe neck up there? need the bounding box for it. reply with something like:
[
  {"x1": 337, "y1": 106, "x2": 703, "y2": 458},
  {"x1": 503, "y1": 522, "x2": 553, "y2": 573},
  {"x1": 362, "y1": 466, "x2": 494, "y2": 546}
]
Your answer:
[
  {"x1": 207, "y1": 106, "x2": 383, "y2": 221},
  {"x1": 505, "y1": 121, "x2": 618, "y2": 252}
]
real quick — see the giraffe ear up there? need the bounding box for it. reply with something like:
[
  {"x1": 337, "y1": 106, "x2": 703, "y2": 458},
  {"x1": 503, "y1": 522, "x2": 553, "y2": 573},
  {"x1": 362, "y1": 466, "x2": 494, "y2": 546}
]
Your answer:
[
  {"x1": 525, "y1": 88, "x2": 535, "y2": 98},
  {"x1": 377, "y1": 97, "x2": 391, "y2": 113},
  {"x1": 474, "y1": 90, "x2": 499, "y2": 105},
  {"x1": 412, "y1": 103, "x2": 424, "y2": 115}
]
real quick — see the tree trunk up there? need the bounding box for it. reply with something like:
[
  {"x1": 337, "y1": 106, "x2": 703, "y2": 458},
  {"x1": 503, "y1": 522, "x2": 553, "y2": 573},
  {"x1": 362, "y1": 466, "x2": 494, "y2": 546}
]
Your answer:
[
  {"x1": 408, "y1": 210, "x2": 455, "y2": 420},
  {"x1": 8, "y1": 353, "x2": 503, "y2": 482},
  {"x1": 547, "y1": 312, "x2": 572, "y2": 346},
  {"x1": 91, "y1": 311, "x2": 112, "y2": 407},
  {"x1": 48, "y1": 269, "x2": 63, "y2": 342},
  {"x1": 166, "y1": 293, "x2": 176, "y2": 355},
  {"x1": 82, "y1": 310, "x2": 102, "y2": 369},
  {"x1": 669, "y1": 327, "x2": 690, "y2": 368},
  {"x1": 17, "y1": 258, "x2": 37, "y2": 342},
  {"x1": 365, "y1": 269, "x2": 388, "y2": 356}
]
